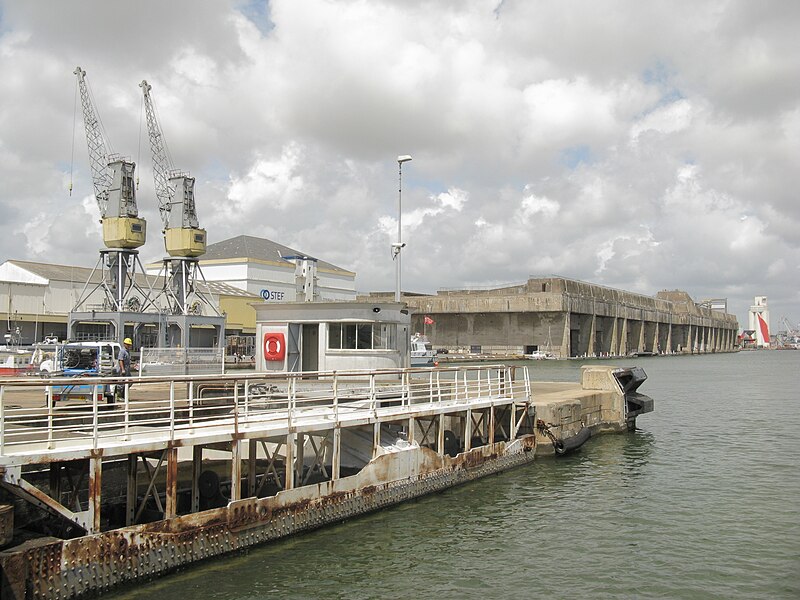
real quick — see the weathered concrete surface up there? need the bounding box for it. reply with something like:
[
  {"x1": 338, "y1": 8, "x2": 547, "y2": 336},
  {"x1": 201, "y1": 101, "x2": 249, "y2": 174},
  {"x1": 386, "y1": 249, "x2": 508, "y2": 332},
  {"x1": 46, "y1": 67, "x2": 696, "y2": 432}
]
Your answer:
[
  {"x1": 365, "y1": 277, "x2": 739, "y2": 357},
  {"x1": 531, "y1": 365, "x2": 632, "y2": 455}
]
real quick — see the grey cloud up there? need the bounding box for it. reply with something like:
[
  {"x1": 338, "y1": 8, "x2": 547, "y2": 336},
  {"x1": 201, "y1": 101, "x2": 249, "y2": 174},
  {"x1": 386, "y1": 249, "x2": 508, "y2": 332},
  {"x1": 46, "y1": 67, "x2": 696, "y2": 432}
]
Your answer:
[{"x1": 0, "y1": 0, "x2": 798, "y2": 327}]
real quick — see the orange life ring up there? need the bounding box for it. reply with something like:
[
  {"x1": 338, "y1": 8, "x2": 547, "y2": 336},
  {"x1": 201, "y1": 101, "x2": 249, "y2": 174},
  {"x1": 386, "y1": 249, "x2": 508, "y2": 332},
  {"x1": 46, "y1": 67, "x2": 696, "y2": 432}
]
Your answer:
[{"x1": 263, "y1": 332, "x2": 286, "y2": 361}]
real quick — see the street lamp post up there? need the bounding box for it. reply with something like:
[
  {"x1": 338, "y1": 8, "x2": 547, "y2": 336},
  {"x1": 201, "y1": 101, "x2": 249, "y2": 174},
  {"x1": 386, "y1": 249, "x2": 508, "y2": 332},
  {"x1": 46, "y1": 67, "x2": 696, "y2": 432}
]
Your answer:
[{"x1": 394, "y1": 155, "x2": 412, "y2": 302}]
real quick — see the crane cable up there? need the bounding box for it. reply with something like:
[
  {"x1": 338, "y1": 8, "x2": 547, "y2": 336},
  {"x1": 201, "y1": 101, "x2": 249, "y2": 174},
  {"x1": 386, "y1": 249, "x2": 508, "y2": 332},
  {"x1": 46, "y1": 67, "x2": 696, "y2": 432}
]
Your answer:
[{"x1": 69, "y1": 76, "x2": 78, "y2": 196}]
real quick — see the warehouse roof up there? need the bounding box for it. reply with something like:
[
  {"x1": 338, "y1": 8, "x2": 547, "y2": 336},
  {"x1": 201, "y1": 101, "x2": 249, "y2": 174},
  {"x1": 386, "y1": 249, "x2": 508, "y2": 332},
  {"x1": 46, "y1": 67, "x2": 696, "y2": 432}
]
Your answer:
[
  {"x1": 0, "y1": 260, "x2": 158, "y2": 287},
  {"x1": 1, "y1": 260, "x2": 260, "y2": 299},
  {"x1": 202, "y1": 235, "x2": 353, "y2": 275}
]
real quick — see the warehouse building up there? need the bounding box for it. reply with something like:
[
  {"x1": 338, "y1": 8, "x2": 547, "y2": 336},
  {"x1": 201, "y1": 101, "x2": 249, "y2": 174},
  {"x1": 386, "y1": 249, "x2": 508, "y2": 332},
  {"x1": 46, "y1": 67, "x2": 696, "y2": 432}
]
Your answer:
[{"x1": 0, "y1": 235, "x2": 356, "y2": 347}]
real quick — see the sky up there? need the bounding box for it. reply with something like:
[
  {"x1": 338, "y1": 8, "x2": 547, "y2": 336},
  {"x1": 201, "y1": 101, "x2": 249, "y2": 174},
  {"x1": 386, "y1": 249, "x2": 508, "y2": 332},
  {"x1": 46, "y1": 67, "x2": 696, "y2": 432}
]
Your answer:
[{"x1": 0, "y1": 0, "x2": 798, "y2": 330}]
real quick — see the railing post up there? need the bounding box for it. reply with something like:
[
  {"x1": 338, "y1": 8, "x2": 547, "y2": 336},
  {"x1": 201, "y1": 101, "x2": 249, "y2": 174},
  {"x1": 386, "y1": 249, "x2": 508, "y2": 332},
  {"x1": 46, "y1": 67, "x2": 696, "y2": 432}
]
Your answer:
[
  {"x1": 0, "y1": 384, "x2": 5, "y2": 454},
  {"x1": 244, "y1": 379, "x2": 250, "y2": 418},
  {"x1": 46, "y1": 384, "x2": 54, "y2": 450},
  {"x1": 333, "y1": 372, "x2": 339, "y2": 423},
  {"x1": 123, "y1": 380, "x2": 130, "y2": 441},
  {"x1": 524, "y1": 366, "x2": 532, "y2": 402},
  {"x1": 92, "y1": 383, "x2": 99, "y2": 449},
  {"x1": 428, "y1": 371, "x2": 434, "y2": 404},
  {"x1": 287, "y1": 375, "x2": 295, "y2": 429},
  {"x1": 233, "y1": 379, "x2": 240, "y2": 435},
  {"x1": 188, "y1": 380, "x2": 195, "y2": 432},
  {"x1": 370, "y1": 373, "x2": 377, "y2": 416}
]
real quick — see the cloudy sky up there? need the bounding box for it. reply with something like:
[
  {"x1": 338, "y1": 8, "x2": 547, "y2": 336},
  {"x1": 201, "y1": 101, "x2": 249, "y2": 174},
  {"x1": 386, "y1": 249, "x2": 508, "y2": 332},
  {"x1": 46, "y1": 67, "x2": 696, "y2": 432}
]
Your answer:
[{"x1": 1, "y1": 0, "x2": 798, "y2": 329}]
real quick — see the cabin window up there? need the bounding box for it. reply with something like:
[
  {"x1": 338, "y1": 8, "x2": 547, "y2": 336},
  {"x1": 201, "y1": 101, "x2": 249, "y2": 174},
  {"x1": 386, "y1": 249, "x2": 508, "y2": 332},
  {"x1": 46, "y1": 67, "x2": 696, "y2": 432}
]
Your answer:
[
  {"x1": 328, "y1": 323, "x2": 396, "y2": 350},
  {"x1": 329, "y1": 324, "x2": 342, "y2": 349},
  {"x1": 373, "y1": 324, "x2": 395, "y2": 350}
]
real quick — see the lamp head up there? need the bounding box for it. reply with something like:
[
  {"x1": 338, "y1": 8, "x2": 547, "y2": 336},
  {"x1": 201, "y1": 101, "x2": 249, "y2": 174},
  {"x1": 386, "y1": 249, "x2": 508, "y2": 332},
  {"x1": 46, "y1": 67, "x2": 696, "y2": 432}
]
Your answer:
[{"x1": 397, "y1": 155, "x2": 412, "y2": 164}]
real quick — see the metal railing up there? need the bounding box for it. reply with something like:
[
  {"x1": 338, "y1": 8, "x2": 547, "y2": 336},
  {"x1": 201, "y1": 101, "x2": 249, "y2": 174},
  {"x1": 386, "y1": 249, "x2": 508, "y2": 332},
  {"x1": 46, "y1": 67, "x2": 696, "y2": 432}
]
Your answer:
[
  {"x1": 0, "y1": 365, "x2": 531, "y2": 460},
  {"x1": 139, "y1": 347, "x2": 226, "y2": 376}
]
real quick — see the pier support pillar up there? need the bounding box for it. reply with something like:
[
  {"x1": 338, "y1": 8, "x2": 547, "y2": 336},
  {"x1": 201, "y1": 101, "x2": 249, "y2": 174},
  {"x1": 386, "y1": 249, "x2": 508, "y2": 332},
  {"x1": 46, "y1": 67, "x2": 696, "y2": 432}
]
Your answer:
[
  {"x1": 489, "y1": 406, "x2": 495, "y2": 444},
  {"x1": 191, "y1": 446, "x2": 202, "y2": 513},
  {"x1": 165, "y1": 447, "x2": 178, "y2": 519},
  {"x1": 437, "y1": 414, "x2": 444, "y2": 455},
  {"x1": 49, "y1": 463, "x2": 62, "y2": 506},
  {"x1": 295, "y1": 432, "x2": 305, "y2": 484},
  {"x1": 332, "y1": 427, "x2": 341, "y2": 481},
  {"x1": 88, "y1": 457, "x2": 101, "y2": 534},
  {"x1": 248, "y1": 440, "x2": 257, "y2": 497},
  {"x1": 126, "y1": 454, "x2": 137, "y2": 526},
  {"x1": 285, "y1": 434, "x2": 295, "y2": 490},
  {"x1": 465, "y1": 410, "x2": 472, "y2": 451},
  {"x1": 372, "y1": 423, "x2": 380, "y2": 460},
  {"x1": 230, "y1": 440, "x2": 242, "y2": 502}
]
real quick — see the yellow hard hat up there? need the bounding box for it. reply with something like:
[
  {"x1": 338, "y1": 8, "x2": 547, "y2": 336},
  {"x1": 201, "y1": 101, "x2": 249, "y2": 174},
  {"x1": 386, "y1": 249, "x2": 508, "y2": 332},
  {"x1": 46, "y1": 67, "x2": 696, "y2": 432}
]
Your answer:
[{"x1": 123, "y1": 338, "x2": 133, "y2": 345}]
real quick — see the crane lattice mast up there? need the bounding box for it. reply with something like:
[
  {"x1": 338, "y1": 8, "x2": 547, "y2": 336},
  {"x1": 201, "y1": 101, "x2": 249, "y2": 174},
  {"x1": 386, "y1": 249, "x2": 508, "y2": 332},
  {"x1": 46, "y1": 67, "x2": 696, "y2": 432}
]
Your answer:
[{"x1": 74, "y1": 67, "x2": 112, "y2": 215}]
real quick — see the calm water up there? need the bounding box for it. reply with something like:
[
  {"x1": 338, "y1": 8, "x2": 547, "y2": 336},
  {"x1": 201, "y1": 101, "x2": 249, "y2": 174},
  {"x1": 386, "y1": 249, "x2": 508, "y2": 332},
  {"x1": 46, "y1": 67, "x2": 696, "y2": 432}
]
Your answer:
[{"x1": 112, "y1": 352, "x2": 799, "y2": 599}]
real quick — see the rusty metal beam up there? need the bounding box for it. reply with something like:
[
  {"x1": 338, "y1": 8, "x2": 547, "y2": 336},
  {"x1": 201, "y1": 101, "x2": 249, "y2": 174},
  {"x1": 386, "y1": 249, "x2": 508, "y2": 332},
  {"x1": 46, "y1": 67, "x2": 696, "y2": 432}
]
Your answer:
[
  {"x1": 126, "y1": 453, "x2": 137, "y2": 526},
  {"x1": 165, "y1": 448, "x2": 178, "y2": 519},
  {"x1": 88, "y1": 456, "x2": 101, "y2": 533},
  {"x1": 191, "y1": 445, "x2": 202, "y2": 513},
  {"x1": 230, "y1": 440, "x2": 242, "y2": 502},
  {"x1": 284, "y1": 433, "x2": 294, "y2": 490}
]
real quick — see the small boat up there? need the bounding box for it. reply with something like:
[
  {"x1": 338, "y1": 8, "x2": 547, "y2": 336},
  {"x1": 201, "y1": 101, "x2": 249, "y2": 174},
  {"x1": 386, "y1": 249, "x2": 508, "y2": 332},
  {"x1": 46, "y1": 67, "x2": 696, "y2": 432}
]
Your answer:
[
  {"x1": 0, "y1": 350, "x2": 34, "y2": 376},
  {"x1": 525, "y1": 350, "x2": 556, "y2": 360},
  {"x1": 410, "y1": 333, "x2": 436, "y2": 367}
]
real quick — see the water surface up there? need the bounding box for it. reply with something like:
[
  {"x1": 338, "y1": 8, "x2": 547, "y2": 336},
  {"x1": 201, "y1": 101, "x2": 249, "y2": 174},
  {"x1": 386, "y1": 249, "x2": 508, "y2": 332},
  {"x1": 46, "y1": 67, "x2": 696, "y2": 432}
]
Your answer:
[{"x1": 112, "y1": 351, "x2": 800, "y2": 599}]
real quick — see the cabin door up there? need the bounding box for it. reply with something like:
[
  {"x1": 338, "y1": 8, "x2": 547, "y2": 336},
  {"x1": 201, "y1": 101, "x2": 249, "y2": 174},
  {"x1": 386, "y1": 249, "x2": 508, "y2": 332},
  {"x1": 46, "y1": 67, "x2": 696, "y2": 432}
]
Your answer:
[
  {"x1": 302, "y1": 324, "x2": 319, "y2": 372},
  {"x1": 287, "y1": 324, "x2": 301, "y2": 372}
]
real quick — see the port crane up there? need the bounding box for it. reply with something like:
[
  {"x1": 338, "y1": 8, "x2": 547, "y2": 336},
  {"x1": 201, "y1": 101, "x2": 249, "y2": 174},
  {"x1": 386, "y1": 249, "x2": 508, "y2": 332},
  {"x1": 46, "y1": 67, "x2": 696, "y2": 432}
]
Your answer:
[
  {"x1": 140, "y1": 80, "x2": 216, "y2": 316},
  {"x1": 71, "y1": 67, "x2": 152, "y2": 316}
]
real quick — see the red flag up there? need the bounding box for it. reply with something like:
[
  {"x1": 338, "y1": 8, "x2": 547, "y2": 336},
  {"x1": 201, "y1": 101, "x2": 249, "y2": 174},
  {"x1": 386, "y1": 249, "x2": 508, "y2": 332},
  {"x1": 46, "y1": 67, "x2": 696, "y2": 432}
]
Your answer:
[{"x1": 424, "y1": 316, "x2": 434, "y2": 325}]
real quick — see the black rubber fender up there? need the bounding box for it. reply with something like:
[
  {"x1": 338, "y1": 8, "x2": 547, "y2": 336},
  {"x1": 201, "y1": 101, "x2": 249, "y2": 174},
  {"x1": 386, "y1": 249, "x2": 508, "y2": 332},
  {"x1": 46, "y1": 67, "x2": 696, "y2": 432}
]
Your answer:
[{"x1": 555, "y1": 426, "x2": 591, "y2": 455}]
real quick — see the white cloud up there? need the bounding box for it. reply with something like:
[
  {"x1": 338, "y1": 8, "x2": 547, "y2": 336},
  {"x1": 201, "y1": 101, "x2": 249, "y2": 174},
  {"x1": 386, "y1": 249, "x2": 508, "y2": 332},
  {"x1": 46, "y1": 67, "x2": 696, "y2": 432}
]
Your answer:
[
  {"x1": 226, "y1": 143, "x2": 305, "y2": 212},
  {"x1": 0, "y1": 0, "x2": 798, "y2": 325}
]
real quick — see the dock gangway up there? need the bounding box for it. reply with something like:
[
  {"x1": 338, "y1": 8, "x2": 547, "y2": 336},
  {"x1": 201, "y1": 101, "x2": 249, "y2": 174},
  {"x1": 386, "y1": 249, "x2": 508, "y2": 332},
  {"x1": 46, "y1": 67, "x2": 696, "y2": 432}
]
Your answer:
[{"x1": 0, "y1": 365, "x2": 534, "y2": 534}]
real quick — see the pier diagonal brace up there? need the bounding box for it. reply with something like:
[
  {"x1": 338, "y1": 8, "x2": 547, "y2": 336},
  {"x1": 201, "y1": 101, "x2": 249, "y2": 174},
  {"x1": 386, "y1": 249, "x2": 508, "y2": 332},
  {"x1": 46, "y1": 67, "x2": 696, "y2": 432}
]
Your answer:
[{"x1": 1, "y1": 467, "x2": 92, "y2": 533}]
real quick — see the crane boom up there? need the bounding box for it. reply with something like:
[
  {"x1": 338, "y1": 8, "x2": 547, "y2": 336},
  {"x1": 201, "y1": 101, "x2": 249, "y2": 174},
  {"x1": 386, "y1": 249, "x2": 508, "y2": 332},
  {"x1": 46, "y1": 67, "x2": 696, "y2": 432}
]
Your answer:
[
  {"x1": 74, "y1": 67, "x2": 112, "y2": 215},
  {"x1": 74, "y1": 67, "x2": 146, "y2": 249},
  {"x1": 140, "y1": 80, "x2": 205, "y2": 258}
]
